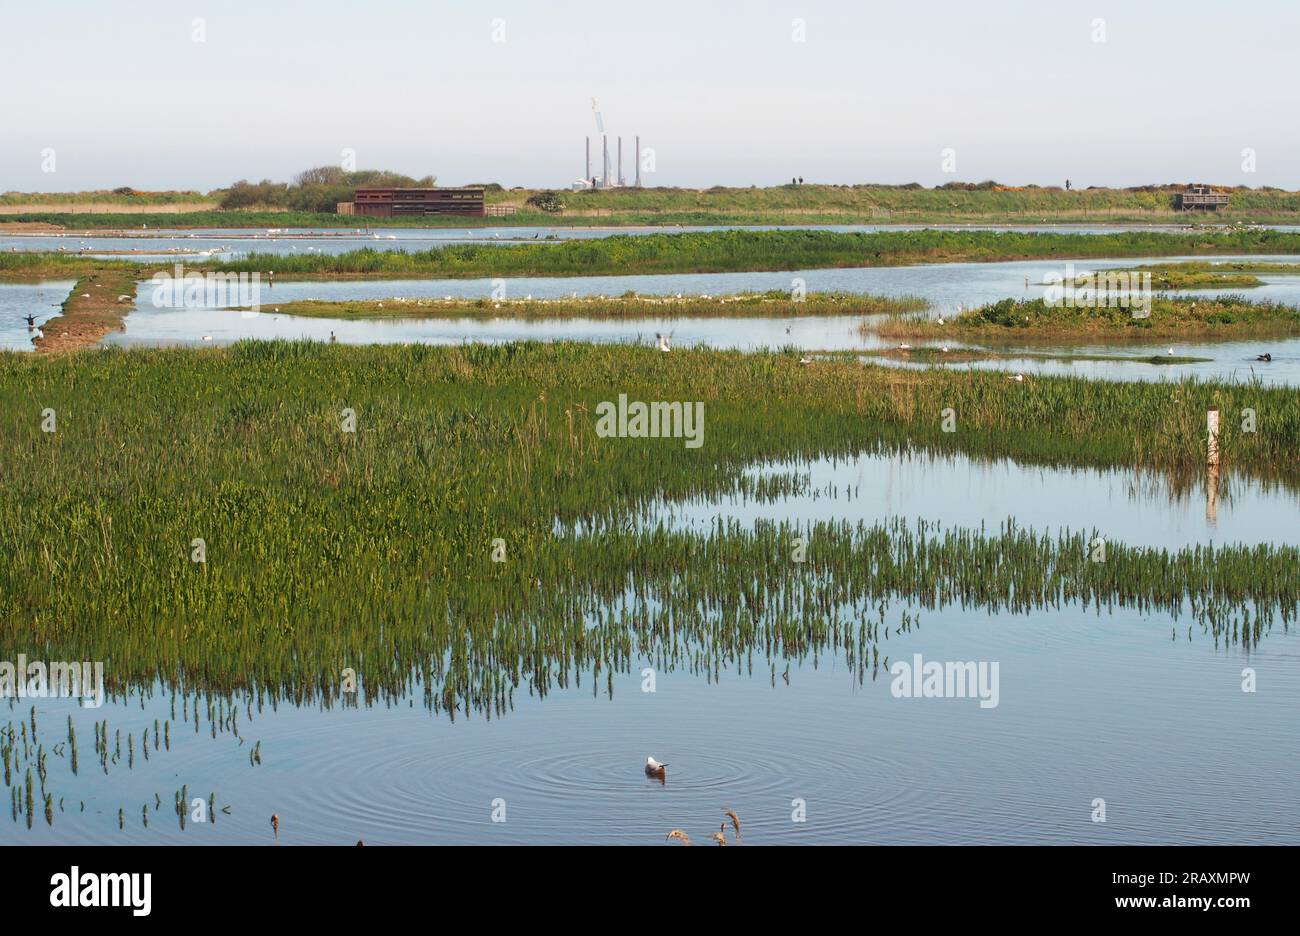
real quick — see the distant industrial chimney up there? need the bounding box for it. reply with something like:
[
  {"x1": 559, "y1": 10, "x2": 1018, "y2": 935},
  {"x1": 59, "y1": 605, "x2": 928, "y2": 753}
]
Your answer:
[
  {"x1": 602, "y1": 135, "x2": 610, "y2": 187},
  {"x1": 585, "y1": 136, "x2": 590, "y2": 181},
  {"x1": 617, "y1": 137, "x2": 624, "y2": 186},
  {"x1": 635, "y1": 136, "x2": 641, "y2": 187}
]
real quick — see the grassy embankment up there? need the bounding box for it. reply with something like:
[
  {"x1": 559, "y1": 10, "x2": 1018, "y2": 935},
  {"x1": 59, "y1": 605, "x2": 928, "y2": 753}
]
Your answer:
[
  {"x1": 8, "y1": 183, "x2": 1300, "y2": 229},
  {"x1": 870, "y1": 295, "x2": 1300, "y2": 342},
  {"x1": 0, "y1": 342, "x2": 1295, "y2": 713},
  {"x1": 0, "y1": 189, "x2": 216, "y2": 219}
]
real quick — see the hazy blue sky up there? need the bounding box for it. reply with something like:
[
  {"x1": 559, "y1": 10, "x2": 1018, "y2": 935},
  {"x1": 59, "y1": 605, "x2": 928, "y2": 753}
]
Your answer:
[{"x1": 2, "y1": 0, "x2": 1296, "y2": 191}]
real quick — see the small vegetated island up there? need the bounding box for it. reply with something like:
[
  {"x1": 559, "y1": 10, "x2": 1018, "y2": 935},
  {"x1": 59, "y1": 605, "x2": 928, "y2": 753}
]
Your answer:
[
  {"x1": 255, "y1": 292, "x2": 926, "y2": 321},
  {"x1": 871, "y1": 295, "x2": 1300, "y2": 342},
  {"x1": 1089, "y1": 261, "x2": 1300, "y2": 290}
]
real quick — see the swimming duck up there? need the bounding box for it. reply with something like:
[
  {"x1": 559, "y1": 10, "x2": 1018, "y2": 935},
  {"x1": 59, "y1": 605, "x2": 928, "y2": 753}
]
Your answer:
[
  {"x1": 665, "y1": 829, "x2": 691, "y2": 846},
  {"x1": 1256, "y1": 353, "x2": 1272, "y2": 362},
  {"x1": 645, "y1": 756, "x2": 668, "y2": 779}
]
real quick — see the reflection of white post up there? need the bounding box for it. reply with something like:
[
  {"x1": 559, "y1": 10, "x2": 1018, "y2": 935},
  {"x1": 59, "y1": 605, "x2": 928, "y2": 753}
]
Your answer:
[
  {"x1": 1206, "y1": 407, "x2": 1220, "y2": 523},
  {"x1": 1207, "y1": 461, "x2": 1219, "y2": 523}
]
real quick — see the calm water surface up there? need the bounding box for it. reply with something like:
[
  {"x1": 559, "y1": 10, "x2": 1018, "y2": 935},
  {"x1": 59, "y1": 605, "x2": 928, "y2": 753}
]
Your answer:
[
  {"x1": 104, "y1": 254, "x2": 1300, "y2": 385},
  {"x1": 4, "y1": 450, "x2": 1296, "y2": 845},
  {"x1": 0, "y1": 281, "x2": 74, "y2": 351}
]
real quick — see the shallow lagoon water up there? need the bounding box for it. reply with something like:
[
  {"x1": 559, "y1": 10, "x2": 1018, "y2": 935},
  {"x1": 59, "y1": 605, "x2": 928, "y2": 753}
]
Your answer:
[
  {"x1": 4, "y1": 448, "x2": 1297, "y2": 845},
  {"x1": 5, "y1": 625, "x2": 1296, "y2": 846},
  {"x1": 105, "y1": 254, "x2": 1300, "y2": 385},
  {"x1": 597, "y1": 450, "x2": 1300, "y2": 552},
  {"x1": 0, "y1": 281, "x2": 74, "y2": 351},
  {"x1": 119, "y1": 252, "x2": 1300, "y2": 313}
]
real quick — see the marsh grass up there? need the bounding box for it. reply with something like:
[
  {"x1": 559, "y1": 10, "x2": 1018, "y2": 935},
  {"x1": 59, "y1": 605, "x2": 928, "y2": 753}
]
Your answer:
[
  {"x1": 0, "y1": 342, "x2": 1295, "y2": 723},
  {"x1": 202, "y1": 229, "x2": 1300, "y2": 280}
]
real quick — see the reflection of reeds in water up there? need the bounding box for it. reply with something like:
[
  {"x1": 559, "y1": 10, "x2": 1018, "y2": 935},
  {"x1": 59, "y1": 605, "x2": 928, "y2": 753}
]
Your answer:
[
  {"x1": 0, "y1": 343, "x2": 1297, "y2": 835},
  {"x1": 67, "y1": 716, "x2": 78, "y2": 775},
  {"x1": 0, "y1": 704, "x2": 233, "y2": 836}
]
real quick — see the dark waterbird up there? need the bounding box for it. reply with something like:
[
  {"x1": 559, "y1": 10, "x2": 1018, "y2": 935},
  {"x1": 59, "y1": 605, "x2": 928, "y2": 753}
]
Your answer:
[{"x1": 1256, "y1": 353, "x2": 1272, "y2": 362}]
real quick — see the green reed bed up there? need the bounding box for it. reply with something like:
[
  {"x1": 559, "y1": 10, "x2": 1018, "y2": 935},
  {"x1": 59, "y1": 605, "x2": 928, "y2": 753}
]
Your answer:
[
  {"x1": 1, "y1": 342, "x2": 1297, "y2": 717},
  {"x1": 192, "y1": 228, "x2": 1300, "y2": 280},
  {"x1": 8, "y1": 226, "x2": 1300, "y2": 285}
]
